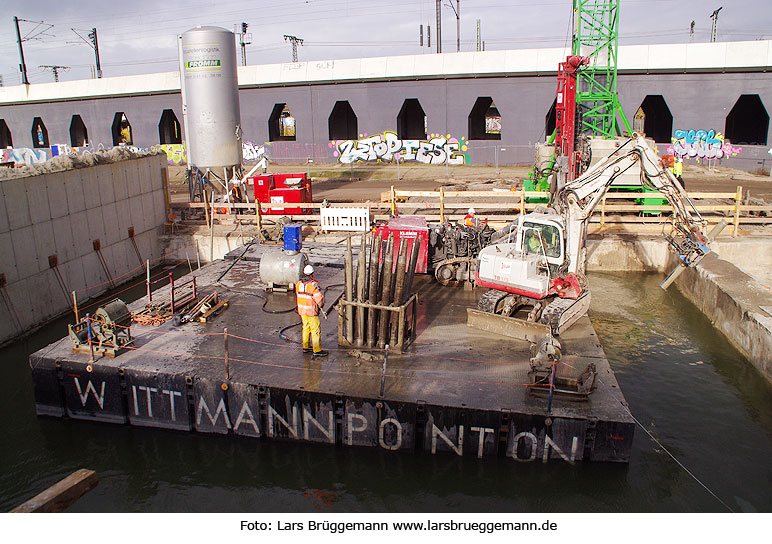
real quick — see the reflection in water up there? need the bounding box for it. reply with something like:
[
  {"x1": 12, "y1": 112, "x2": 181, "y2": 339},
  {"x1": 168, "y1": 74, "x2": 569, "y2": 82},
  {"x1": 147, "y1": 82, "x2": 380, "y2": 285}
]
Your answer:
[{"x1": 0, "y1": 271, "x2": 770, "y2": 512}]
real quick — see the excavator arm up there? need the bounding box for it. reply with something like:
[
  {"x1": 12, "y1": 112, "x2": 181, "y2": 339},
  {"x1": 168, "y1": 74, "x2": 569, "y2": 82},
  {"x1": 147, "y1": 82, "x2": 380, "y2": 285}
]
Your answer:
[{"x1": 554, "y1": 134, "x2": 711, "y2": 275}]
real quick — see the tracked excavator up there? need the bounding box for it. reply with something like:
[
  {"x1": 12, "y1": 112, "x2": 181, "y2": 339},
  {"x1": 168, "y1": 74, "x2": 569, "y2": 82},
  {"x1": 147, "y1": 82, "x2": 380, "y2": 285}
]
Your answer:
[
  {"x1": 470, "y1": 134, "x2": 722, "y2": 343},
  {"x1": 469, "y1": 134, "x2": 726, "y2": 398}
]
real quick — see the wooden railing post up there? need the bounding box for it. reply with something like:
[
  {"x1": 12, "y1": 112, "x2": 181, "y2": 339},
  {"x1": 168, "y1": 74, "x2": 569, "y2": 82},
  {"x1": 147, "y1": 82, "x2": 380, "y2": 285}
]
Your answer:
[
  {"x1": 520, "y1": 185, "x2": 526, "y2": 215},
  {"x1": 733, "y1": 185, "x2": 742, "y2": 237},
  {"x1": 600, "y1": 195, "x2": 606, "y2": 230},
  {"x1": 439, "y1": 186, "x2": 445, "y2": 223}
]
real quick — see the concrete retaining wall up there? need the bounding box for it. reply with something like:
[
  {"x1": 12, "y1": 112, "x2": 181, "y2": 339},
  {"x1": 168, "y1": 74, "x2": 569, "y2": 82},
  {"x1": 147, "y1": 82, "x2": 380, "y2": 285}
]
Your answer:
[
  {"x1": 586, "y1": 236, "x2": 671, "y2": 272},
  {"x1": 674, "y1": 253, "x2": 772, "y2": 383},
  {"x1": 0, "y1": 154, "x2": 168, "y2": 344},
  {"x1": 585, "y1": 234, "x2": 772, "y2": 383},
  {"x1": 586, "y1": 235, "x2": 772, "y2": 286}
]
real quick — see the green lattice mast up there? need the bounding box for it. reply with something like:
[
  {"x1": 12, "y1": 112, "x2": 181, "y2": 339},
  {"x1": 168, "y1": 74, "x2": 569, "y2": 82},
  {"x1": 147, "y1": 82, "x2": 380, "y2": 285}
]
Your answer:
[{"x1": 572, "y1": 0, "x2": 632, "y2": 138}]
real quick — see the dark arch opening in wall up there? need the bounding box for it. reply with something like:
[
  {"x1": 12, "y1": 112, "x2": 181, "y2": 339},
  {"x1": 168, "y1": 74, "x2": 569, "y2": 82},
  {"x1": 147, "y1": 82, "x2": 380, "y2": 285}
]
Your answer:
[
  {"x1": 31, "y1": 117, "x2": 49, "y2": 149},
  {"x1": 545, "y1": 99, "x2": 557, "y2": 137},
  {"x1": 637, "y1": 95, "x2": 673, "y2": 143},
  {"x1": 269, "y1": 103, "x2": 296, "y2": 141},
  {"x1": 397, "y1": 99, "x2": 426, "y2": 140},
  {"x1": 159, "y1": 109, "x2": 182, "y2": 144},
  {"x1": 328, "y1": 101, "x2": 358, "y2": 141},
  {"x1": 70, "y1": 115, "x2": 89, "y2": 147},
  {"x1": 112, "y1": 112, "x2": 133, "y2": 145},
  {"x1": 725, "y1": 94, "x2": 769, "y2": 145},
  {"x1": 468, "y1": 97, "x2": 501, "y2": 140},
  {"x1": 0, "y1": 119, "x2": 12, "y2": 148}
]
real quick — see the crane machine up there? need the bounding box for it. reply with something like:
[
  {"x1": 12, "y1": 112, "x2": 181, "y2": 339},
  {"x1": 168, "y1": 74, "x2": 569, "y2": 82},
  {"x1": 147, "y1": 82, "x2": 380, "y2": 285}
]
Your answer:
[{"x1": 472, "y1": 134, "x2": 721, "y2": 342}]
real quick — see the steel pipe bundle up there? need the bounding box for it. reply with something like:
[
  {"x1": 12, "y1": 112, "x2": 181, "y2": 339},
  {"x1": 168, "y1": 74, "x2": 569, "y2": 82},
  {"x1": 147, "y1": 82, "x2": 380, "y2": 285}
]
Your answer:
[{"x1": 341, "y1": 233, "x2": 417, "y2": 350}]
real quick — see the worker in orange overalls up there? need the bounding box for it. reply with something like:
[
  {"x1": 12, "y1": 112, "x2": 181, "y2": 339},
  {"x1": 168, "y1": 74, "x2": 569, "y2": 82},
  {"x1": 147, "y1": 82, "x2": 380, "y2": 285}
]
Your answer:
[
  {"x1": 463, "y1": 207, "x2": 478, "y2": 227},
  {"x1": 296, "y1": 265, "x2": 328, "y2": 357}
]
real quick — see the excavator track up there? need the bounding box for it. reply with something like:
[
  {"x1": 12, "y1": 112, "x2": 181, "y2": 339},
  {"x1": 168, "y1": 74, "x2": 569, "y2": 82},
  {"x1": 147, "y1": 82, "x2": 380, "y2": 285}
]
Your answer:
[
  {"x1": 477, "y1": 289, "x2": 510, "y2": 313},
  {"x1": 434, "y1": 257, "x2": 476, "y2": 286},
  {"x1": 475, "y1": 288, "x2": 591, "y2": 336},
  {"x1": 538, "y1": 291, "x2": 591, "y2": 334}
]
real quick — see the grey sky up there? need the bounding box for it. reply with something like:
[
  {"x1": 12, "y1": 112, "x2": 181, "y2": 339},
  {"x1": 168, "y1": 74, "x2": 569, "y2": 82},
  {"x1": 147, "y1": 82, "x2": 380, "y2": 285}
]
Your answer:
[{"x1": 1, "y1": 0, "x2": 769, "y2": 86}]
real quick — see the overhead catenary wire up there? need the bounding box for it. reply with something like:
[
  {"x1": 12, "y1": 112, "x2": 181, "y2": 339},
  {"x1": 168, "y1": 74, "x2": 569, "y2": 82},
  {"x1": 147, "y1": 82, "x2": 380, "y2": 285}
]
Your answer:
[{"x1": 3, "y1": 1, "x2": 769, "y2": 84}]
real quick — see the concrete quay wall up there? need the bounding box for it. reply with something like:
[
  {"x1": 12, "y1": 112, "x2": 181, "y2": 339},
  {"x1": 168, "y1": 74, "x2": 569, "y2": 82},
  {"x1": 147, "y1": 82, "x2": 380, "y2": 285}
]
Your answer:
[
  {"x1": 0, "y1": 154, "x2": 168, "y2": 344},
  {"x1": 674, "y1": 253, "x2": 772, "y2": 383},
  {"x1": 586, "y1": 234, "x2": 772, "y2": 383},
  {"x1": 586, "y1": 235, "x2": 772, "y2": 285}
]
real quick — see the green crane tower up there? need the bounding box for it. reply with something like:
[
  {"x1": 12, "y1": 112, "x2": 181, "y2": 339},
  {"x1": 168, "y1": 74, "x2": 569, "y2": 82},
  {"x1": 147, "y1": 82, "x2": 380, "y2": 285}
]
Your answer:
[
  {"x1": 524, "y1": 0, "x2": 632, "y2": 196},
  {"x1": 572, "y1": 0, "x2": 632, "y2": 138}
]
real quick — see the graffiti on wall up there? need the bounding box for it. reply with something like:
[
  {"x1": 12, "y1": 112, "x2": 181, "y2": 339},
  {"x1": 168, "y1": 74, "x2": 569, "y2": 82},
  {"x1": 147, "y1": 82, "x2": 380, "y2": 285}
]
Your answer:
[
  {"x1": 1, "y1": 147, "x2": 51, "y2": 165},
  {"x1": 156, "y1": 144, "x2": 186, "y2": 165},
  {"x1": 0, "y1": 143, "x2": 161, "y2": 166},
  {"x1": 242, "y1": 141, "x2": 267, "y2": 167},
  {"x1": 331, "y1": 131, "x2": 469, "y2": 165},
  {"x1": 0, "y1": 141, "x2": 263, "y2": 167},
  {"x1": 2, "y1": 135, "x2": 471, "y2": 167},
  {"x1": 668, "y1": 129, "x2": 743, "y2": 162}
]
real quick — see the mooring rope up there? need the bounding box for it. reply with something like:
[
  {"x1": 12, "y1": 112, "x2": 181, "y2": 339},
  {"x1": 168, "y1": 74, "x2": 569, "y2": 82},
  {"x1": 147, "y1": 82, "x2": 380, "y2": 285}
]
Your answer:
[
  {"x1": 556, "y1": 355, "x2": 734, "y2": 511},
  {"x1": 621, "y1": 404, "x2": 735, "y2": 513}
]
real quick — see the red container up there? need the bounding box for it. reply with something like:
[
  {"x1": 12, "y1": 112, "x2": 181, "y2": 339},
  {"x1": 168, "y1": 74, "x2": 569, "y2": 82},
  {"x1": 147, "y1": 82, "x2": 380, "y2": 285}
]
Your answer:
[
  {"x1": 247, "y1": 175, "x2": 274, "y2": 202},
  {"x1": 266, "y1": 187, "x2": 312, "y2": 215},
  {"x1": 273, "y1": 173, "x2": 313, "y2": 201},
  {"x1": 274, "y1": 172, "x2": 306, "y2": 187},
  {"x1": 248, "y1": 173, "x2": 313, "y2": 215},
  {"x1": 372, "y1": 216, "x2": 429, "y2": 274}
]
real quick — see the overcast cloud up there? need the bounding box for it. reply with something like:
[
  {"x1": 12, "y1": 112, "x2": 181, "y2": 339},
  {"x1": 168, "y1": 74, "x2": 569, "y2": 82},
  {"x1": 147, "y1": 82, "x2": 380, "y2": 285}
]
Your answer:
[{"x1": 1, "y1": 0, "x2": 769, "y2": 86}]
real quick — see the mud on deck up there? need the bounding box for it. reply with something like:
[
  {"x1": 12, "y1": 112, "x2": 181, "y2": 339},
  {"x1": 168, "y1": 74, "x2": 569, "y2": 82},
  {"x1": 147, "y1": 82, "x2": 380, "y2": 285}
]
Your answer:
[{"x1": 30, "y1": 243, "x2": 634, "y2": 463}]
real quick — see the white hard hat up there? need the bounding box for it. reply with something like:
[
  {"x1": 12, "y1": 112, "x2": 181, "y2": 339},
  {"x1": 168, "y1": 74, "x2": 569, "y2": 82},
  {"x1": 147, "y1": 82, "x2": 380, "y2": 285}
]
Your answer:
[
  {"x1": 468, "y1": 208, "x2": 475, "y2": 215},
  {"x1": 303, "y1": 264, "x2": 314, "y2": 275}
]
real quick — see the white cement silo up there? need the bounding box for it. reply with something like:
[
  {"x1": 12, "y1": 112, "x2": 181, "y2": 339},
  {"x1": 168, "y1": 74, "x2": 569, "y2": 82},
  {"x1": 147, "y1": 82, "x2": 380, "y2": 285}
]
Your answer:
[{"x1": 179, "y1": 26, "x2": 242, "y2": 170}]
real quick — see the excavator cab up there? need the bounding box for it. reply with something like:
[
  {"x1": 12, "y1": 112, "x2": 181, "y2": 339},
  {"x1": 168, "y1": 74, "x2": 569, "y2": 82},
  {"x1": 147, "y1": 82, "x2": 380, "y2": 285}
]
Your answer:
[
  {"x1": 476, "y1": 212, "x2": 567, "y2": 300},
  {"x1": 518, "y1": 217, "x2": 565, "y2": 264}
]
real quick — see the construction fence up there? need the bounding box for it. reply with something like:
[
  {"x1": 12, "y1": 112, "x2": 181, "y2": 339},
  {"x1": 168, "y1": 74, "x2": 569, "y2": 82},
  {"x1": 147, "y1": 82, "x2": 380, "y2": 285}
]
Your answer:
[{"x1": 169, "y1": 185, "x2": 772, "y2": 237}]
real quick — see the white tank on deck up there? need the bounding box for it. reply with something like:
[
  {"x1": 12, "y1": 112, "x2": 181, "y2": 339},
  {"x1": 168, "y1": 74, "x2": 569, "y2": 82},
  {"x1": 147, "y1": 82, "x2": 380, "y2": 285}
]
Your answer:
[
  {"x1": 259, "y1": 250, "x2": 308, "y2": 291},
  {"x1": 179, "y1": 26, "x2": 242, "y2": 170}
]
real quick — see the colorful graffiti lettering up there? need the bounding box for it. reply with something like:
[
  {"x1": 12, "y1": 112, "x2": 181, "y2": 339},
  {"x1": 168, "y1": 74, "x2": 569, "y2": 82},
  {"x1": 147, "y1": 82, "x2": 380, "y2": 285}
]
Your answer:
[
  {"x1": 0, "y1": 147, "x2": 50, "y2": 165},
  {"x1": 0, "y1": 143, "x2": 174, "y2": 166},
  {"x1": 242, "y1": 141, "x2": 268, "y2": 168},
  {"x1": 156, "y1": 144, "x2": 187, "y2": 165},
  {"x1": 668, "y1": 129, "x2": 742, "y2": 162},
  {"x1": 331, "y1": 131, "x2": 469, "y2": 165}
]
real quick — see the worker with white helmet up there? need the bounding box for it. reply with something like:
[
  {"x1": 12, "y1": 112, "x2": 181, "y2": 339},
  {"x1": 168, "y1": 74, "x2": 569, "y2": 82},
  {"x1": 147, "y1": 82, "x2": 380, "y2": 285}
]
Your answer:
[
  {"x1": 295, "y1": 264, "x2": 328, "y2": 357},
  {"x1": 463, "y1": 207, "x2": 478, "y2": 227}
]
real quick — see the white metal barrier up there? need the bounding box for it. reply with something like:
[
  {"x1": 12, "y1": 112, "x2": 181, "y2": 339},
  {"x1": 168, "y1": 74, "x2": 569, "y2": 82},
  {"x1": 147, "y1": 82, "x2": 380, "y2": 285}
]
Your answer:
[{"x1": 320, "y1": 207, "x2": 370, "y2": 232}]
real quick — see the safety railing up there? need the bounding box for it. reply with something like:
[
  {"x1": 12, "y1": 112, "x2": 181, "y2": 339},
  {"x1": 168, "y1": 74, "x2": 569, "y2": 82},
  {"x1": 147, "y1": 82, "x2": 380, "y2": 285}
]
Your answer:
[{"x1": 169, "y1": 185, "x2": 772, "y2": 237}]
